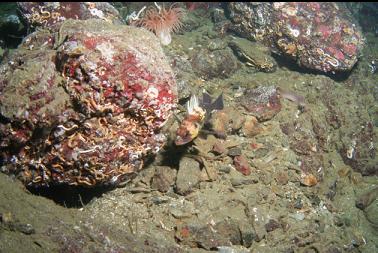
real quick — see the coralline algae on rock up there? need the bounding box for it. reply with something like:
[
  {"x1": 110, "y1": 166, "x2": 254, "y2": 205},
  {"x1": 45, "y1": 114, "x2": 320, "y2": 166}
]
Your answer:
[
  {"x1": 0, "y1": 19, "x2": 177, "y2": 187},
  {"x1": 228, "y1": 2, "x2": 365, "y2": 73}
]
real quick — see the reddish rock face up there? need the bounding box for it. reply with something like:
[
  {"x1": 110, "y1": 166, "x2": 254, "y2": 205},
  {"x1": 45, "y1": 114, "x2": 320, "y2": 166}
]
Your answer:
[
  {"x1": 0, "y1": 19, "x2": 177, "y2": 187},
  {"x1": 228, "y1": 2, "x2": 365, "y2": 73}
]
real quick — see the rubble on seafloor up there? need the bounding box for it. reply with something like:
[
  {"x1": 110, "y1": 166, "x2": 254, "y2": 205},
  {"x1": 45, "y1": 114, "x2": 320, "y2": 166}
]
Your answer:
[{"x1": 0, "y1": 2, "x2": 377, "y2": 253}]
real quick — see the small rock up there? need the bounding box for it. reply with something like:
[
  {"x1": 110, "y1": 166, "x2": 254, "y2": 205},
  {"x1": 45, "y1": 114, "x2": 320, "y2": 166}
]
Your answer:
[
  {"x1": 211, "y1": 110, "x2": 230, "y2": 138},
  {"x1": 294, "y1": 198, "x2": 303, "y2": 209},
  {"x1": 228, "y1": 147, "x2": 242, "y2": 157},
  {"x1": 242, "y1": 116, "x2": 262, "y2": 137},
  {"x1": 170, "y1": 208, "x2": 194, "y2": 219},
  {"x1": 191, "y1": 48, "x2": 239, "y2": 80},
  {"x1": 217, "y1": 246, "x2": 250, "y2": 253},
  {"x1": 213, "y1": 141, "x2": 227, "y2": 155},
  {"x1": 289, "y1": 212, "x2": 305, "y2": 221},
  {"x1": 229, "y1": 169, "x2": 258, "y2": 187},
  {"x1": 355, "y1": 187, "x2": 378, "y2": 210},
  {"x1": 151, "y1": 166, "x2": 177, "y2": 193},
  {"x1": 230, "y1": 177, "x2": 258, "y2": 187},
  {"x1": 230, "y1": 113, "x2": 246, "y2": 132},
  {"x1": 16, "y1": 223, "x2": 35, "y2": 235},
  {"x1": 151, "y1": 196, "x2": 170, "y2": 205},
  {"x1": 300, "y1": 174, "x2": 318, "y2": 187},
  {"x1": 275, "y1": 170, "x2": 289, "y2": 185},
  {"x1": 219, "y1": 165, "x2": 231, "y2": 173},
  {"x1": 239, "y1": 86, "x2": 282, "y2": 122},
  {"x1": 265, "y1": 219, "x2": 280, "y2": 232},
  {"x1": 233, "y1": 155, "x2": 251, "y2": 176},
  {"x1": 239, "y1": 222, "x2": 255, "y2": 247},
  {"x1": 175, "y1": 219, "x2": 242, "y2": 250},
  {"x1": 175, "y1": 157, "x2": 201, "y2": 195}
]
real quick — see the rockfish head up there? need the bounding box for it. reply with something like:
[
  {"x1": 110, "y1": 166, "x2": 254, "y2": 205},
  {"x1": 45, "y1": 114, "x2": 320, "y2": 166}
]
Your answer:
[{"x1": 175, "y1": 92, "x2": 223, "y2": 145}]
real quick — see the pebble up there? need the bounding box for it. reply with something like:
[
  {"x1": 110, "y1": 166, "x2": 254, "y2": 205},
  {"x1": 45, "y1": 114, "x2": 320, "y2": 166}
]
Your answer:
[
  {"x1": 233, "y1": 155, "x2": 252, "y2": 176},
  {"x1": 228, "y1": 147, "x2": 242, "y2": 157},
  {"x1": 213, "y1": 141, "x2": 227, "y2": 155},
  {"x1": 151, "y1": 196, "x2": 171, "y2": 205},
  {"x1": 265, "y1": 219, "x2": 280, "y2": 232},
  {"x1": 289, "y1": 212, "x2": 305, "y2": 221},
  {"x1": 300, "y1": 173, "x2": 318, "y2": 187},
  {"x1": 219, "y1": 165, "x2": 232, "y2": 173}
]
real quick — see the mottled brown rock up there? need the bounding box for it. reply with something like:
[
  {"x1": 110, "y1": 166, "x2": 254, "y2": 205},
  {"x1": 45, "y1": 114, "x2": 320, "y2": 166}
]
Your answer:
[
  {"x1": 239, "y1": 86, "x2": 281, "y2": 122},
  {"x1": 190, "y1": 48, "x2": 239, "y2": 80}
]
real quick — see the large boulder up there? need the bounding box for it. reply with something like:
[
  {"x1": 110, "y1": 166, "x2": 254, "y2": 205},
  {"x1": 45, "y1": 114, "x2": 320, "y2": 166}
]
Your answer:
[
  {"x1": 228, "y1": 2, "x2": 365, "y2": 73},
  {"x1": 17, "y1": 2, "x2": 123, "y2": 29},
  {"x1": 0, "y1": 19, "x2": 177, "y2": 187}
]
